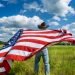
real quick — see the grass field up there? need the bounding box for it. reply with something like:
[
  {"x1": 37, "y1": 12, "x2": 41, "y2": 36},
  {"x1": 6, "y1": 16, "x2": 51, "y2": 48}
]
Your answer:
[
  {"x1": 0, "y1": 45, "x2": 75, "y2": 75},
  {"x1": 0, "y1": 44, "x2": 3, "y2": 47}
]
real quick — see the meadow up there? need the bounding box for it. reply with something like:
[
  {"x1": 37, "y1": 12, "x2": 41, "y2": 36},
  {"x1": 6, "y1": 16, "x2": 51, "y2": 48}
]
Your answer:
[
  {"x1": 7, "y1": 45, "x2": 75, "y2": 75},
  {"x1": 0, "y1": 45, "x2": 75, "y2": 75}
]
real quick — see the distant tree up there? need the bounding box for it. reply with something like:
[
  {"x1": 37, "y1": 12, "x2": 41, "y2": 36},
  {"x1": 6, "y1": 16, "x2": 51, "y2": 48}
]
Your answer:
[
  {"x1": 56, "y1": 42, "x2": 72, "y2": 45},
  {"x1": 0, "y1": 41, "x2": 4, "y2": 44}
]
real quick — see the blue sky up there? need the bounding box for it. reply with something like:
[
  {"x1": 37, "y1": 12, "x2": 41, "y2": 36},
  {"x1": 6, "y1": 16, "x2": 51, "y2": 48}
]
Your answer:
[{"x1": 0, "y1": 0, "x2": 75, "y2": 41}]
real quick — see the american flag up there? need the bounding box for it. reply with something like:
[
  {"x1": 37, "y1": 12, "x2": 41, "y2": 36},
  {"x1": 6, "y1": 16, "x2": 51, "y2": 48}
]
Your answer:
[
  {"x1": 0, "y1": 29, "x2": 22, "y2": 74},
  {"x1": 0, "y1": 29, "x2": 75, "y2": 74}
]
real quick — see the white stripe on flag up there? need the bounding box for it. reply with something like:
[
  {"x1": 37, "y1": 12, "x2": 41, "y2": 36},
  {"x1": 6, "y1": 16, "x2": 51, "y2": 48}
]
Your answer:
[
  {"x1": 23, "y1": 30, "x2": 52, "y2": 33},
  {"x1": 18, "y1": 35, "x2": 71, "y2": 43},
  {"x1": 0, "y1": 47, "x2": 11, "y2": 53},
  {"x1": 8, "y1": 50, "x2": 31, "y2": 56},
  {"x1": 15, "y1": 42, "x2": 44, "y2": 48},
  {"x1": 0, "y1": 67, "x2": 6, "y2": 72},
  {"x1": 0, "y1": 57, "x2": 5, "y2": 63},
  {"x1": 18, "y1": 37, "x2": 52, "y2": 42},
  {"x1": 7, "y1": 60, "x2": 12, "y2": 67},
  {"x1": 67, "y1": 37, "x2": 75, "y2": 40},
  {"x1": 21, "y1": 33, "x2": 61, "y2": 37}
]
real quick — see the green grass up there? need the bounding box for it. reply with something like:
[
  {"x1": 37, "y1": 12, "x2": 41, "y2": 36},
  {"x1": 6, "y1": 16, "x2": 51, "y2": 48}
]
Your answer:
[
  {"x1": 0, "y1": 45, "x2": 75, "y2": 75},
  {"x1": 49, "y1": 46, "x2": 75, "y2": 75},
  {"x1": 0, "y1": 44, "x2": 3, "y2": 47}
]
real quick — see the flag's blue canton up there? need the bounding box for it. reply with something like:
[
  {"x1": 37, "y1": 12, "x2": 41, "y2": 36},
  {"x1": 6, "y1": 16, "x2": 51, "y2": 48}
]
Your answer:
[{"x1": 2, "y1": 29, "x2": 23, "y2": 49}]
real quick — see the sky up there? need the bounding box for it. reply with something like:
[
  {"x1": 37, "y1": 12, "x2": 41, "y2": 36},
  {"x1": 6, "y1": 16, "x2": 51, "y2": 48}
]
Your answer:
[{"x1": 0, "y1": 0, "x2": 75, "y2": 41}]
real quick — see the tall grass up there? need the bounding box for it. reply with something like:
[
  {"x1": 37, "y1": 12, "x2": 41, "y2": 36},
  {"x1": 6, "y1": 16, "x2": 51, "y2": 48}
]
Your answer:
[
  {"x1": 0, "y1": 44, "x2": 3, "y2": 48},
  {"x1": 49, "y1": 46, "x2": 75, "y2": 75},
  {"x1": 0, "y1": 45, "x2": 75, "y2": 75}
]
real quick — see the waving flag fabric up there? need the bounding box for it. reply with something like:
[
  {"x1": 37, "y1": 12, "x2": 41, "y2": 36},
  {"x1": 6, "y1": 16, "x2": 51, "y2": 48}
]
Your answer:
[
  {"x1": 5, "y1": 29, "x2": 73, "y2": 61},
  {"x1": 0, "y1": 29, "x2": 22, "y2": 74},
  {"x1": 0, "y1": 57, "x2": 12, "y2": 75},
  {"x1": 62, "y1": 37, "x2": 75, "y2": 44},
  {"x1": 0, "y1": 29, "x2": 75, "y2": 74}
]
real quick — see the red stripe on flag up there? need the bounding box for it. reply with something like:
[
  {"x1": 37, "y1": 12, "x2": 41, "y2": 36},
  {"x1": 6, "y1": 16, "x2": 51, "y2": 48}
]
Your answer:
[
  {"x1": 20, "y1": 34, "x2": 71, "y2": 39},
  {"x1": 0, "y1": 53, "x2": 7, "y2": 57},
  {"x1": 5, "y1": 54, "x2": 31, "y2": 61},
  {"x1": 0, "y1": 60, "x2": 11, "y2": 74},
  {"x1": 3, "y1": 60, "x2": 11, "y2": 73},
  {"x1": 11, "y1": 45, "x2": 39, "y2": 52},
  {"x1": 17, "y1": 39, "x2": 47, "y2": 45}
]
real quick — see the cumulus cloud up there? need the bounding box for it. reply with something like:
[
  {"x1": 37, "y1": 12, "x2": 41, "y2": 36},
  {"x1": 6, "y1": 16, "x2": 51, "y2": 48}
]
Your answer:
[
  {"x1": 0, "y1": 32, "x2": 12, "y2": 41},
  {"x1": 69, "y1": 6, "x2": 75, "y2": 14},
  {"x1": 49, "y1": 21, "x2": 59, "y2": 26},
  {"x1": 63, "y1": 18, "x2": 68, "y2": 21},
  {"x1": 20, "y1": 0, "x2": 75, "y2": 16},
  {"x1": 0, "y1": 15, "x2": 43, "y2": 41},
  {"x1": 52, "y1": 16, "x2": 61, "y2": 21},
  {"x1": 62, "y1": 22, "x2": 75, "y2": 37},
  {"x1": 0, "y1": 15, "x2": 43, "y2": 29},
  {"x1": 22, "y1": 1, "x2": 47, "y2": 13},
  {"x1": 41, "y1": 0, "x2": 75, "y2": 16}
]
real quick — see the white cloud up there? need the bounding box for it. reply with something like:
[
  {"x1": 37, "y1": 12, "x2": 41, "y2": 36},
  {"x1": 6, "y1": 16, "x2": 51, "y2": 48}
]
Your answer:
[
  {"x1": 21, "y1": 0, "x2": 75, "y2": 16},
  {"x1": 0, "y1": 15, "x2": 43, "y2": 28},
  {"x1": 62, "y1": 22, "x2": 75, "y2": 37},
  {"x1": 49, "y1": 21, "x2": 59, "y2": 26},
  {"x1": 20, "y1": 10, "x2": 27, "y2": 14},
  {"x1": 23, "y1": 1, "x2": 47, "y2": 13},
  {"x1": 52, "y1": 16, "x2": 61, "y2": 21},
  {"x1": 62, "y1": 24, "x2": 70, "y2": 30},
  {"x1": 41, "y1": 0, "x2": 75, "y2": 17},
  {"x1": 69, "y1": 6, "x2": 75, "y2": 14},
  {"x1": 23, "y1": 2, "x2": 39, "y2": 10},
  {"x1": 0, "y1": 15, "x2": 43, "y2": 41},
  {"x1": 0, "y1": 3, "x2": 4, "y2": 7},
  {"x1": 63, "y1": 18, "x2": 68, "y2": 21},
  {"x1": 0, "y1": 32, "x2": 12, "y2": 42}
]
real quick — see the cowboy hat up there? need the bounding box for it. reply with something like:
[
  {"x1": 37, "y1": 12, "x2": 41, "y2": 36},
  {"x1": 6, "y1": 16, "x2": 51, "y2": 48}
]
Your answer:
[{"x1": 38, "y1": 22, "x2": 49, "y2": 29}]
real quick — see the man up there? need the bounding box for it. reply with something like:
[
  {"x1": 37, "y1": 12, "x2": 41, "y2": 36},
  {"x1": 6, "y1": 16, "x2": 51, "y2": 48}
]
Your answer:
[{"x1": 34, "y1": 22, "x2": 50, "y2": 75}]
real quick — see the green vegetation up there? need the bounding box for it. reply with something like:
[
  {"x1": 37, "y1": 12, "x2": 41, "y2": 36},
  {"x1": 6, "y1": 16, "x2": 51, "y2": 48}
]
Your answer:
[
  {"x1": 7, "y1": 46, "x2": 75, "y2": 75},
  {"x1": 0, "y1": 41, "x2": 4, "y2": 44},
  {"x1": 0, "y1": 41, "x2": 4, "y2": 49},
  {"x1": 0, "y1": 44, "x2": 3, "y2": 48}
]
